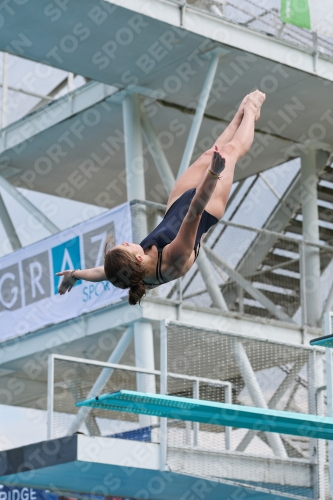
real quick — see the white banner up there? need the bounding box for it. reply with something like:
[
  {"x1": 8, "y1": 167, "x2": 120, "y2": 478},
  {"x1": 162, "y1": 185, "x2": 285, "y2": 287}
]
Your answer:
[
  {"x1": 281, "y1": 0, "x2": 333, "y2": 38},
  {"x1": 0, "y1": 203, "x2": 132, "y2": 343}
]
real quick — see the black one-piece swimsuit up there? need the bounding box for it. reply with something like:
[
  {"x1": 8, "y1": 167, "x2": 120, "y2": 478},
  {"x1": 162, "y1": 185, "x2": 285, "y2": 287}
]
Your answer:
[{"x1": 139, "y1": 188, "x2": 218, "y2": 287}]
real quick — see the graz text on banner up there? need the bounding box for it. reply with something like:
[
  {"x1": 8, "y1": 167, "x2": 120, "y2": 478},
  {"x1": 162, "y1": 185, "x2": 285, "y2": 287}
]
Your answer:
[{"x1": 0, "y1": 203, "x2": 132, "y2": 342}]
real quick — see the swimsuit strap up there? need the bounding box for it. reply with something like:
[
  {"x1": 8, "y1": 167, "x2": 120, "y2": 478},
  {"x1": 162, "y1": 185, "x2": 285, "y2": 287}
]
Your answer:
[
  {"x1": 157, "y1": 243, "x2": 201, "y2": 282},
  {"x1": 194, "y1": 241, "x2": 201, "y2": 261},
  {"x1": 156, "y1": 248, "x2": 167, "y2": 284}
]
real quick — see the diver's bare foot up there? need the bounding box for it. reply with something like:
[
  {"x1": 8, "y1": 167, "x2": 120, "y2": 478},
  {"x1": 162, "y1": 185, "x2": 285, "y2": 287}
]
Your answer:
[{"x1": 245, "y1": 90, "x2": 266, "y2": 121}]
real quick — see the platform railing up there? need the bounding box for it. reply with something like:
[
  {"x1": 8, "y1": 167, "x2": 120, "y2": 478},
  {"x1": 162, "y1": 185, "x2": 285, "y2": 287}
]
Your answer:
[
  {"x1": 160, "y1": 0, "x2": 333, "y2": 60},
  {"x1": 47, "y1": 353, "x2": 232, "y2": 447},
  {"x1": 324, "y1": 312, "x2": 333, "y2": 497},
  {"x1": 163, "y1": 320, "x2": 326, "y2": 498}
]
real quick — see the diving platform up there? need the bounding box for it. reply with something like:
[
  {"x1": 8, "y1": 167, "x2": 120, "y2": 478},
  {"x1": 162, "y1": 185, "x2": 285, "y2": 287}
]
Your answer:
[
  {"x1": 0, "y1": 434, "x2": 318, "y2": 500},
  {"x1": 310, "y1": 334, "x2": 333, "y2": 348},
  {"x1": 0, "y1": 319, "x2": 325, "y2": 499}
]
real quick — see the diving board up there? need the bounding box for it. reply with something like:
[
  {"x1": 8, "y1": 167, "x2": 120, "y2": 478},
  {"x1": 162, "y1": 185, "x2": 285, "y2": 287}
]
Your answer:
[
  {"x1": 310, "y1": 333, "x2": 333, "y2": 348},
  {"x1": 77, "y1": 390, "x2": 333, "y2": 440}
]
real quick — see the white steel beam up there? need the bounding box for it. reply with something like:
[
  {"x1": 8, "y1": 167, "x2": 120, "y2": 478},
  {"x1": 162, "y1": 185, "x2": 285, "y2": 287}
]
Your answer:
[
  {"x1": 85, "y1": 416, "x2": 101, "y2": 437},
  {"x1": 168, "y1": 446, "x2": 310, "y2": 488},
  {"x1": 196, "y1": 249, "x2": 228, "y2": 311},
  {"x1": 259, "y1": 172, "x2": 284, "y2": 203},
  {"x1": 134, "y1": 321, "x2": 158, "y2": 428},
  {"x1": 67, "y1": 326, "x2": 134, "y2": 435},
  {"x1": 67, "y1": 380, "x2": 101, "y2": 437},
  {"x1": 123, "y1": 93, "x2": 146, "y2": 204},
  {"x1": 160, "y1": 320, "x2": 167, "y2": 471},
  {"x1": 67, "y1": 73, "x2": 74, "y2": 92},
  {"x1": 204, "y1": 244, "x2": 293, "y2": 323},
  {"x1": 123, "y1": 93, "x2": 148, "y2": 243},
  {"x1": 324, "y1": 282, "x2": 333, "y2": 316},
  {"x1": 0, "y1": 297, "x2": 312, "y2": 369},
  {"x1": 268, "y1": 359, "x2": 305, "y2": 410},
  {"x1": 127, "y1": 85, "x2": 165, "y2": 102},
  {"x1": 0, "y1": 83, "x2": 54, "y2": 102},
  {"x1": 0, "y1": 192, "x2": 21, "y2": 250},
  {"x1": 313, "y1": 351, "x2": 326, "y2": 498},
  {"x1": 236, "y1": 357, "x2": 305, "y2": 452},
  {"x1": 0, "y1": 174, "x2": 59, "y2": 235},
  {"x1": 141, "y1": 105, "x2": 175, "y2": 195},
  {"x1": 231, "y1": 339, "x2": 287, "y2": 458},
  {"x1": 322, "y1": 264, "x2": 333, "y2": 317},
  {"x1": 1, "y1": 52, "x2": 8, "y2": 129},
  {"x1": 122, "y1": 93, "x2": 156, "y2": 428},
  {"x1": 177, "y1": 49, "x2": 227, "y2": 178},
  {"x1": 0, "y1": 81, "x2": 119, "y2": 154},
  {"x1": 324, "y1": 313, "x2": 333, "y2": 499},
  {"x1": 300, "y1": 149, "x2": 322, "y2": 327},
  {"x1": 29, "y1": 77, "x2": 74, "y2": 113},
  {"x1": 47, "y1": 354, "x2": 54, "y2": 440}
]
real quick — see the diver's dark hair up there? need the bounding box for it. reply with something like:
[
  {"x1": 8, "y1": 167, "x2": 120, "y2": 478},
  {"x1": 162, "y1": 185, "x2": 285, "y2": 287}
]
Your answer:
[{"x1": 104, "y1": 235, "x2": 147, "y2": 305}]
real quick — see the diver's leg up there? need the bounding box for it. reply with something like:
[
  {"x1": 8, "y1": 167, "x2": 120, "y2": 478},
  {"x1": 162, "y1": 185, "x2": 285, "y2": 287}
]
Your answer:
[
  {"x1": 204, "y1": 91, "x2": 265, "y2": 220},
  {"x1": 166, "y1": 94, "x2": 252, "y2": 211}
]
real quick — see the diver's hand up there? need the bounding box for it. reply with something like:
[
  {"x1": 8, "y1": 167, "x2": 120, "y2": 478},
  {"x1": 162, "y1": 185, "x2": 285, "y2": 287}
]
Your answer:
[
  {"x1": 56, "y1": 270, "x2": 77, "y2": 294},
  {"x1": 210, "y1": 146, "x2": 226, "y2": 176}
]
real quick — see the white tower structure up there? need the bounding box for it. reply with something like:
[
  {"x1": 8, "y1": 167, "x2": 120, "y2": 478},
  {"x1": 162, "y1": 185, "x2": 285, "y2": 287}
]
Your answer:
[{"x1": 0, "y1": 1, "x2": 333, "y2": 499}]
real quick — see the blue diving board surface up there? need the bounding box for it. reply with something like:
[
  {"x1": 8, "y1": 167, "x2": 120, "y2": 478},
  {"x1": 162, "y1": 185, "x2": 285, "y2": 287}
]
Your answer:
[
  {"x1": 310, "y1": 333, "x2": 333, "y2": 348},
  {"x1": 77, "y1": 390, "x2": 333, "y2": 440}
]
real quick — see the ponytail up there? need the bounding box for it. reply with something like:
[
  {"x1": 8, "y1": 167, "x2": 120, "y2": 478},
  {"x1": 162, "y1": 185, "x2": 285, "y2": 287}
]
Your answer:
[{"x1": 128, "y1": 281, "x2": 147, "y2": 305}]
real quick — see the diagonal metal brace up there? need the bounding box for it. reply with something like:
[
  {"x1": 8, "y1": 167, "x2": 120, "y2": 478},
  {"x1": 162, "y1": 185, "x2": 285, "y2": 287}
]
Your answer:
[
  {"x1": 177, "y1": 48, "x2": 228, "y2": 178},
  {"x1": 203, "y1": 244, "x2": 294, "y2": 323},
  {"x1": 0, "y1": 174, "x2": 59, "y2": 235}
]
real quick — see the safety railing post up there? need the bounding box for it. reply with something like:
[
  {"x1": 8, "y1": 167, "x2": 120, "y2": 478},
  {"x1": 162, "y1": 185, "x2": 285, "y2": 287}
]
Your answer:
[
  {"x1": 160, "y1": 320, "x2": 168, "y2": 471},
  {"x1": 316, "y1": 351, "x2": 326, "y2": 500},
  {"x1": 2, "y1": 52, "x2": 8, "y2": 130},
  {"x1": 193, "y1": 380, "x2": 199, "y2": 447},
  {"x1": 225, "y1": 383, "x2": 232, "y2": 451},
  {"x1": 185, "y1": 421, "x2": 192, "y2": 445},
  {"x1": 308, "y1": 350, "x2": 325, "y2": 500},
  {"x1": 176, "y1": 278, "x2": 183, "y2": 319},
  {"x1": 160, "y1": 319, "x2": 167, "y2": 395},
  {"x1": 325, "y1": 312, "x2": 333, "y2": 500},
  {"x1": 299, "y1": 242, "x2": 307, "y2": 328},
  {"x1": 47, "y1": 354, "x2": 55, "y2": 440}
]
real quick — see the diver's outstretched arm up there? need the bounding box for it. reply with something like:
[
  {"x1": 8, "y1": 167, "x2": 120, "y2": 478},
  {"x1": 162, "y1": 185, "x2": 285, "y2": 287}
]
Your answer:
[
  {"x1": 56, "y1": 267, "x2": 106, "y2": 294},
  {"x1": 167, "y1": 148, "x2": 226, "y2": 262}
]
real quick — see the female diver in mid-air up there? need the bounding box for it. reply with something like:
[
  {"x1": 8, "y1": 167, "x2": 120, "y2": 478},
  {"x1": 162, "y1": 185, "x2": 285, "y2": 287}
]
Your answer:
[{"x1": 57, "y1": 90, "x2": 266, "y2": 305}]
